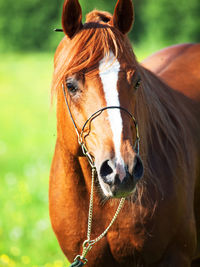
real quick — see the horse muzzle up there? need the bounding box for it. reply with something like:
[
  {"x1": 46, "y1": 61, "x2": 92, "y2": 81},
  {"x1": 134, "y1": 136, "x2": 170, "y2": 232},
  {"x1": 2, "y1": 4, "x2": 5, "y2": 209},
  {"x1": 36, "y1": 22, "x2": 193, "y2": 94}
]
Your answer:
[{"x1": 97, "y1": 154, "x2": 144, "y2": 198}]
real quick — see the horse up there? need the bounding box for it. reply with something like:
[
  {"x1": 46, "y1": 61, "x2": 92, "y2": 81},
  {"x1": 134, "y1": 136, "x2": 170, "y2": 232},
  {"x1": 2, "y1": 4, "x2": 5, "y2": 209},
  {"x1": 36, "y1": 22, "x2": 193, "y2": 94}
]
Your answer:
[{"x1": 49, "y1": 0, "x2": 200, "y2": 266}]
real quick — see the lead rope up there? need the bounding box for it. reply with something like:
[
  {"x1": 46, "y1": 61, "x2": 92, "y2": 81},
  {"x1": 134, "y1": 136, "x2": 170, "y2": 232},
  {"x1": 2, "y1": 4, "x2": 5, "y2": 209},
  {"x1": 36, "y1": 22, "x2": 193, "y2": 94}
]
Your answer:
[{"x1": 70, "y1": 166, "x2": 125, "y2": 266}]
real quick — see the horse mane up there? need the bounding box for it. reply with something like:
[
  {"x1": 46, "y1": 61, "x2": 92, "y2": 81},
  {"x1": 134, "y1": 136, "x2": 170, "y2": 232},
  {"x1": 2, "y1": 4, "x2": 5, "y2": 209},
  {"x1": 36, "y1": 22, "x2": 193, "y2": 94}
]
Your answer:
[
  {"x1": 52, "y1": 10, "x2": 198, "y2": 211},
  {"x1": 52, "y1": 10, "x2": 137, "y2": 95},
  {"x1": 134, "y1": 66, "x2": 198, "y2": 208}
]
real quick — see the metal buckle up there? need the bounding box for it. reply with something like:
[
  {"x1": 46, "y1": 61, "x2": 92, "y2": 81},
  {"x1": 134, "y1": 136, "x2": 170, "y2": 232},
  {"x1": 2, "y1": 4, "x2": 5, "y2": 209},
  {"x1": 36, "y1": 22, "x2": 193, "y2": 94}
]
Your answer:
[{"x1": 80, "y1": 143, "x2": 95, "y2": 168}]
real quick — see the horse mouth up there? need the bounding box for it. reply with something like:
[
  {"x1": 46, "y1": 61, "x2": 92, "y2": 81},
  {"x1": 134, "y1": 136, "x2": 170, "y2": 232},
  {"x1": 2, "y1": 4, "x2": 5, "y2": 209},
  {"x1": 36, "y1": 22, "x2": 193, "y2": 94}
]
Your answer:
[
  {"x1": 97, "y1": 170, "x2": 143, "y2": 198},
  {"x1": 110, "y1": 179, "x2": 137, "y2": 198}
]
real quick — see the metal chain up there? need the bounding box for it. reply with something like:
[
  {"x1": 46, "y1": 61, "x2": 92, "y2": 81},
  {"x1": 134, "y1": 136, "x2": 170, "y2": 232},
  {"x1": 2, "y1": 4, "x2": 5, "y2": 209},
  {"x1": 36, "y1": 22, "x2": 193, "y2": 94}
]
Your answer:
[
  {"x1": 79, "y1": 166, "x2": 125, "y2": 264},
  {"x1": 69, "y1": 148, "x2": 126, "y2": 267},
  {"x1": 91, "y1": 197, "x2": 125, "y2": 244},
  {"x1": 86, "y1": 167, "x2": 95, "y2": 241}
]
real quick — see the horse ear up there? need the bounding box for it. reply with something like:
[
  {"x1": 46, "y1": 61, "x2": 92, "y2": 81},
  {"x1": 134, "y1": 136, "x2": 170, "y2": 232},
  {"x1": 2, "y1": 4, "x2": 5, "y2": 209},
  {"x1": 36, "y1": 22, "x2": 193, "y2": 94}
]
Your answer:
[
  {"x1": 62, "y1": 0, "x2": 83, "y2": 38},
  {"x1": 112, "y1": 0, "x2": 134, "y2": 34}
]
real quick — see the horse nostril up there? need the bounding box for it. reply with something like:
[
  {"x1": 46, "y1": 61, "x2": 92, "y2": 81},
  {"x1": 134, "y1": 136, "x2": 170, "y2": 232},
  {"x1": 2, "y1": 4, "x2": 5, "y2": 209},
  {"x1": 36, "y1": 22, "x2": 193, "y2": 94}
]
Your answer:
[
  {"x1": 100, "y1": 160, "x2": 113, "y2": 178},
  {"x1": 133, "y1": 155, "x2": 144, "y2": 181}
]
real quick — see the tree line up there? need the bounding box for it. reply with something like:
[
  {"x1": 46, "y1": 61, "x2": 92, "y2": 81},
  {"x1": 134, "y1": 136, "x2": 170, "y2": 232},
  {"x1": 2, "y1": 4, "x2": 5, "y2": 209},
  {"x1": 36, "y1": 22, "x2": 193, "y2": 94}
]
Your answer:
[{"x1": 0, "y1": 0, "x2": 199, "y2": 52}]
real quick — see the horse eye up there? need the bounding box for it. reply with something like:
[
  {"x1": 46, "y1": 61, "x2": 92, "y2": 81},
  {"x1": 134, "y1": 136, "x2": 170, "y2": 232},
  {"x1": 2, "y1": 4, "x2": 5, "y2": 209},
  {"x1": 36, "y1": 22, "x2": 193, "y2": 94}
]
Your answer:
[
  {"x1": 66, "y1": 82, "x2": 78, "y2": 93},
  {"x1": 135, "y1": 79, "x2": 142, "y2": 90}
]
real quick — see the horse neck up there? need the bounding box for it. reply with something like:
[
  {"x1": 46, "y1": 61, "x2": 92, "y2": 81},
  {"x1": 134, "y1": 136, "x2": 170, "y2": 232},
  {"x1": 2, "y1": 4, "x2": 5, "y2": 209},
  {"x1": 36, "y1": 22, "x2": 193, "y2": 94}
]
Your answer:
[{"x1": 54, "y1": 137, "x2": 93, "y2": 199}]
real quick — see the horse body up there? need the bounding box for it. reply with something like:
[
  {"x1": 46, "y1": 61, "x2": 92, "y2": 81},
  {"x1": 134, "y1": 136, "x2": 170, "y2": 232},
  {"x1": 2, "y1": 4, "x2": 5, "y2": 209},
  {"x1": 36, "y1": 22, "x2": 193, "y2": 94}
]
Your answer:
[
  {"x1": 50, "y1": 0, "x2": 200, "y2": 266},
  {"x1": 142, "y1": 43, "x2": 200, "y2": 101},
  {"x1": 143, "y1": 43, "x2": 200, "y2": 264}
]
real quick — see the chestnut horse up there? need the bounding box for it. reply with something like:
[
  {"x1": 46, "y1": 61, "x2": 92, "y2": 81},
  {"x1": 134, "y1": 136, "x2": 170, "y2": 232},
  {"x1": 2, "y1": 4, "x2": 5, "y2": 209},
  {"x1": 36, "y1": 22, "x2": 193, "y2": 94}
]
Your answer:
[{"x1": 50, "y1": 0, "x2": 200, "y2": 266}]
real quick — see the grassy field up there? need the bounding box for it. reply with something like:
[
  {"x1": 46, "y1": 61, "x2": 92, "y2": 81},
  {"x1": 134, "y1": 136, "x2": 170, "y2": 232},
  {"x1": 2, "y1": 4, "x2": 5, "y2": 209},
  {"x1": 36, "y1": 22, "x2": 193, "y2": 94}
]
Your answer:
[
  {"x1": 0, "y1": 46, "x2": 161, "y2": 267},
  {"x1": 0, "y1": 53, "x2": 69, "y2": 267}
]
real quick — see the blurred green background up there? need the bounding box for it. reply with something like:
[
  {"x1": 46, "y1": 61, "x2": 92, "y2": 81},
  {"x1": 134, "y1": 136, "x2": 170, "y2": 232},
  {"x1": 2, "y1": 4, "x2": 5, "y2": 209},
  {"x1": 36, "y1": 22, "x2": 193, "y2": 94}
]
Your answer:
[{"x1": 0, "y1": 0, "x2": 199, "y2": 266}]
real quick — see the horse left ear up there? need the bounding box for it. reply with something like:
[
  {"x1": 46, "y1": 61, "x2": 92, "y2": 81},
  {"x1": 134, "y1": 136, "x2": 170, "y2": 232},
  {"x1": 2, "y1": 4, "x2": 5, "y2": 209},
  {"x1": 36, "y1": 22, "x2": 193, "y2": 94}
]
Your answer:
[
  {"x1": 112, "y1": 0, "x2": 134, "y2": 34},
  {"x1": 62, "y1": 0, "x2": 83, "y2": 38}
]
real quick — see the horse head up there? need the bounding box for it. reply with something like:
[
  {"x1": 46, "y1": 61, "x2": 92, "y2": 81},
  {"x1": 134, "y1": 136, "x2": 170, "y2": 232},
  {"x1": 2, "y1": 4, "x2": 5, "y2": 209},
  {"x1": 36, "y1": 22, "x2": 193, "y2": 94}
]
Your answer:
[{"x1": 53, "y1": 0, "x2": 144, "y2": 198}]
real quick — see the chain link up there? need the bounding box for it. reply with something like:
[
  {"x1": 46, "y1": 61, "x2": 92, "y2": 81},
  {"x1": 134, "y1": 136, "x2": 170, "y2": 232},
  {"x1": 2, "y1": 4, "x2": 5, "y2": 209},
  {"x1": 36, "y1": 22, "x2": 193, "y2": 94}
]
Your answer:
[
  {"x1": 78, "y1": 165, "x2": 125, "y2": 264},
  {"x1": 91, "y1": 197, "x2": 125, "y2": 244},
  {"x1": 87, "y1": 167, "x2": 95, "y2": 240}
]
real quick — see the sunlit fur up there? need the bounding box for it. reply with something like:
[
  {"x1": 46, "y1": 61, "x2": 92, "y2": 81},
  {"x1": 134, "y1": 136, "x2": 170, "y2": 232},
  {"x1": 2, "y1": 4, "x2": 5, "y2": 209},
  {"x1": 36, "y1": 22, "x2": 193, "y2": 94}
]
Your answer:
[
  {"x1": 52, "y1": 11, "x2": 199, "y2": 210},
  {"x1": 50, "y1": 5, "x2": 200, "y2": 266},
  {"x1": 52, "y1": 12, "x2": 136, "y2": 93}
]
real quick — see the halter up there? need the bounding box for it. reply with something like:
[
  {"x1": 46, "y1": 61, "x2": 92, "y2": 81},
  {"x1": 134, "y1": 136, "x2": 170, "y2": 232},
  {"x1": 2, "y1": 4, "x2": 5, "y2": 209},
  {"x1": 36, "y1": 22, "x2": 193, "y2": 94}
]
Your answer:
[
  {"x1": 62, "y1": 83, "x2": 140, "y2": 266},
  {"x1": 62, "y1": 83, "x2": 140, "y2": 162}
]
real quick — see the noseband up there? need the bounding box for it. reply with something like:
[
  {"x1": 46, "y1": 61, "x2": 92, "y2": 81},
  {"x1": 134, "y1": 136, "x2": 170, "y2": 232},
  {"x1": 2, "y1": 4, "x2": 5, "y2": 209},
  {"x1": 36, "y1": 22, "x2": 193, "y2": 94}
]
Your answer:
[{"x1": 62, "y1": 83, "x2": 140, "y2": 167}]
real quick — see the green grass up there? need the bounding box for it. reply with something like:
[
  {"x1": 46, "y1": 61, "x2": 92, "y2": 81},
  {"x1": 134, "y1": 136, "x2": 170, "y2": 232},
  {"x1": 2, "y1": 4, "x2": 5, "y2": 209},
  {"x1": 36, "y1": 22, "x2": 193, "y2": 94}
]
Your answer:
[
  {"x1": 0, "y1": 47, "x2": 159, "y2": 267},
  {"x1": 0, "y1": 53, "x2": 69, "y2": 267}
]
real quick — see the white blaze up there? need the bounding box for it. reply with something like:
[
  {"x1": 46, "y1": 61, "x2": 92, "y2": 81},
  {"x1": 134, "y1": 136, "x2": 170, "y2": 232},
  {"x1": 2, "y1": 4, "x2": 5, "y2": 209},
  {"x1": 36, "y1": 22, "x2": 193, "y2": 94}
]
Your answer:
[{"x1": 99, "y1": 51, "x2": 124, "y2": 169}]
